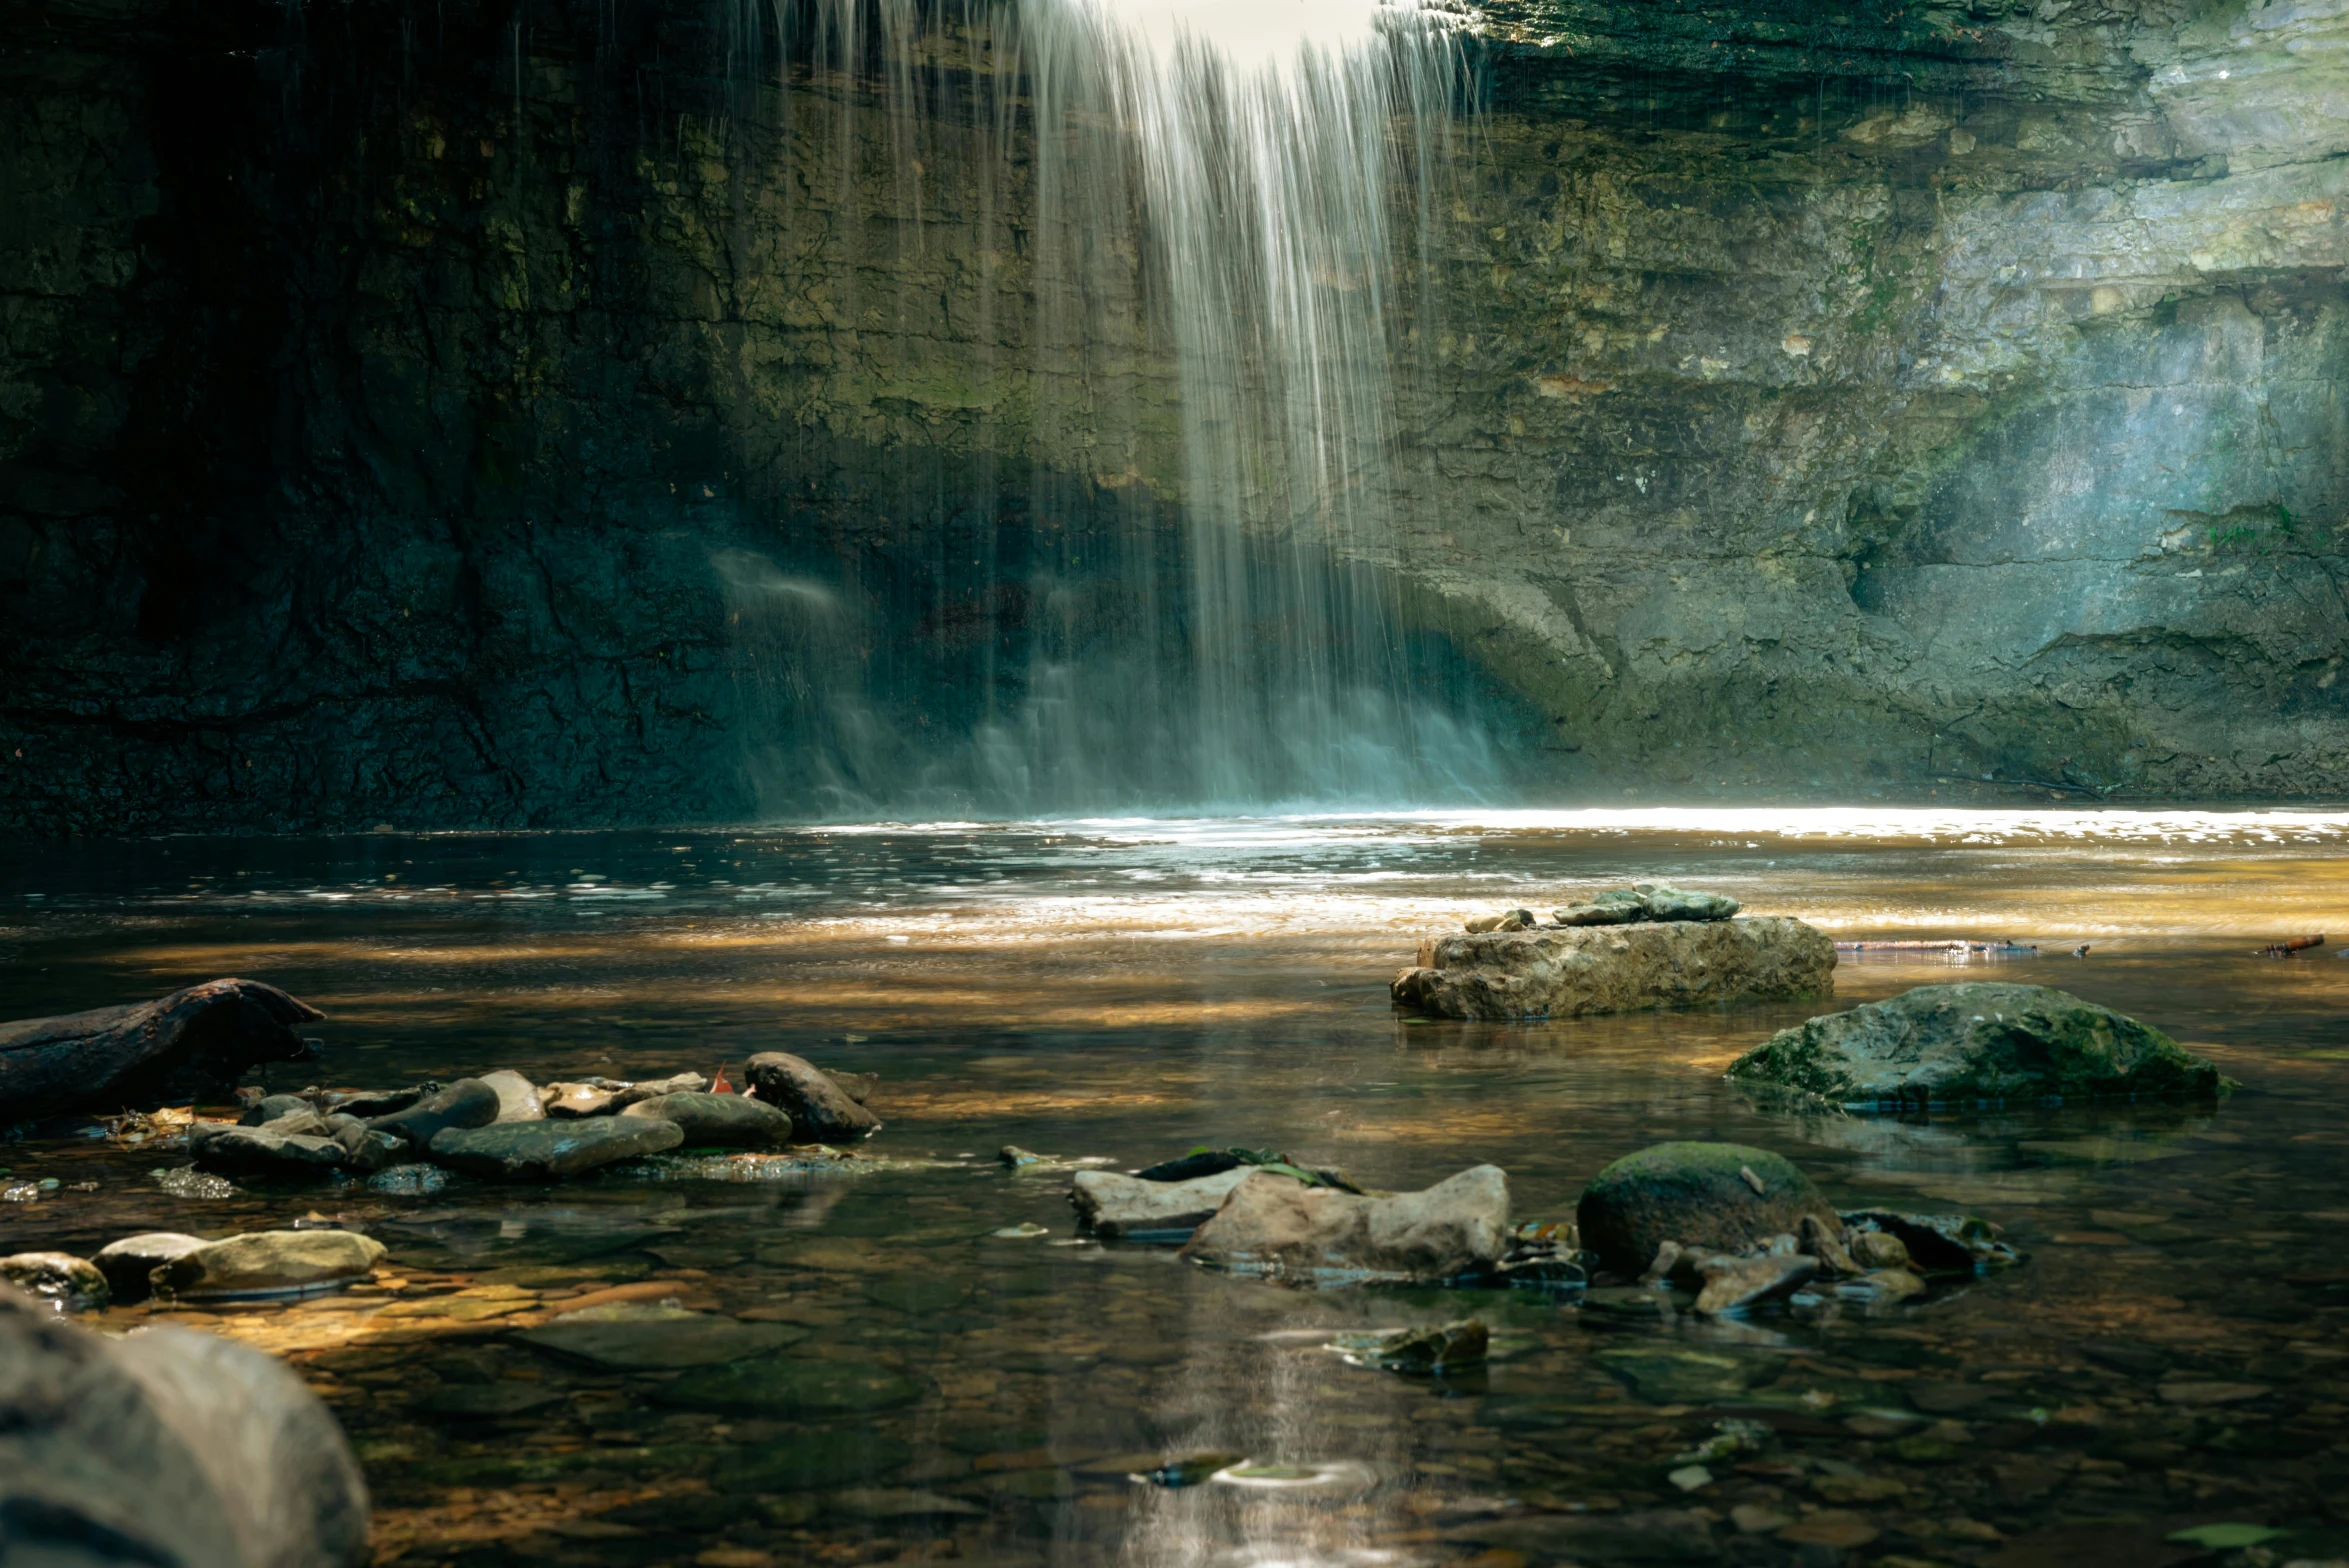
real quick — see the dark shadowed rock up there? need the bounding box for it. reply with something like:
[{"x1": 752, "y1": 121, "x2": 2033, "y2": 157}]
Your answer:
[
  {"x1": 239, "y1": 1093, "x2": 316, "y2": 1126},
  {"x1": 155, "y1": 1230, "x2": 387, "y2": 1300},
  {"x1": 656, "y1": 1357, "x2": 925, "y2": 1413},
  {"x1": 429, "y1": 1116, "x2": 683, "y2": 1180},
  {"x1": 93, "y1": 1233, "x2": 209, "y2": 1303},
  {"x1": 1727, "y1": 983, "x2": 2229, "y2": 1109},
  {"x1": 746, "y1": 1052, "x2": 881, "y2": 1141},
  {"x1": 0, "y1": 979, "x2": 325, "y2": 1122},
  {"x1": 1180, "y1": 1165, "x2": 1510, "y2": 1284},
  {"x1": 608, "y1": 1071, "x2": 708, "y2": 1110},
  {"x1": 1576, "y1": 1143, "x2": 1841, "y2": 1273},
  {"x1": 368, "y1": 1078, "x2": 501, "y2": 1147},
  {"x1": 0, "y1": 1284, "x2": 369, "y2": 1567},
  {"x1": 188, "y1": 1121, "x2": 349, "y2": 1175},
  {"x1": 1555, "y1": 883, "x2": 1740, "y2": 925},
  {"x1": 619, "y1": 1090, "x2": 795, "y2": 1146},
  {"x1": 823, "y1": 1068, "x2": 879, "y2": 1105},
  {"x1": 0, "y1": 1252, "x2": 110, "y2": 1313},
  {"x1": 1394, "y1": 916, "x2": 1833, "y2": 1021},
  {"x1": 515, "y1": 1304, "x2": 802, "y2": 1370}
]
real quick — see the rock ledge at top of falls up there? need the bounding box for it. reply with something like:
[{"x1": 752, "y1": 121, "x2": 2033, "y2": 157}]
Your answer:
[
  {"x1": 1725, "y1": 982, "x2": 2232, "y2": 1110},
  {"x1": 1391, "y1": 916, "x2": 1835, "y2": 1021}
]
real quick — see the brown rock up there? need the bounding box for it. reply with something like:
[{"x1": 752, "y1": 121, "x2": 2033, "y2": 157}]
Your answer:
[
  {"x1": 0, "y1": 978, "x2": 325, "y2": 1121},
  {"x1": 1179, "y1": 1165, "x2": 1509, "y2": 1284},
  {"x1": 1394, "y1": 916, "x2": 1833, "y2": 1021},
  {"x1": 744, "y1": 1053, "x2": 880, "y2": 1141}
]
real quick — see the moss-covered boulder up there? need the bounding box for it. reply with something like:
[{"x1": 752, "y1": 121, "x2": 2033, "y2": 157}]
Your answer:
[
  {"x1": 1726, "y1": 983, "x2": 2228, "y2": 1111},
  {"x1": 1576, "y1": 1142, "x2": 1840, "y2": 1273}
]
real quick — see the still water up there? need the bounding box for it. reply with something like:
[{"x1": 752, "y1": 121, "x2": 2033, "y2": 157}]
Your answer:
[{"x1": 5, "y1": 809, "x2": 2349, "y2": 1566}]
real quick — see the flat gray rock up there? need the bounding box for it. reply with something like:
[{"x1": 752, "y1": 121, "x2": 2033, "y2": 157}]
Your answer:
[
  {"x1": 1394, "y1": 916, "x2": 1833, "y2": 1021},
  {"x1": 188, "y1": 1122, "x2": 348, "y2": 1175},
  {"x1": 620, "y1": 1091, "x2": 795, "y2": 1147},
  {"x1": 428, "y1": 1116, "x2": 682, "y2": 1180},
  {"x1": 154, "y1": 1230, "x2": 387, "y2": 1300},
  {"x1": 1180, "y1": 1165, "x2": 1510, "y2": 1285},
  {"x1": 1070, "y1": 1167, "x2": 1251, "y2": 1238},
  {"x1": 515, "y1": 1306, "x2": 802, "y2": 1370}
]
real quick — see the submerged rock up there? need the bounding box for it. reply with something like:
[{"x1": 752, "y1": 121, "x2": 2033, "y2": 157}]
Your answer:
[
  {"x1": 515, "y1": 1304, "x2": 801, "y2": 1370},
  {"x1": 656, "y1": 1357, "x2": 925, "y2": 1413},
  {"x1": 1726, "y1": 983, "x2": 2228, "y2": 1109},
  {"x1": 0, "y1": 1283, "x2": 370, "y2": 1567},
  {"x1": 429, "y1": 1116, "x2": 682, "y2": 1180},
  {"x1": 1394, "y1": 916, "x2": 1833, "y2": 1021},
  {"x1": 1689, "y1": 1252, "x2": 1816, "y2": 1315},
  {"x1": 477, "y1": 1069, "x2": 545, "y2": 1122},
  {"x1": 92, "y1": 1232, "x2": 209, "y2": 1302},
  {"x1": 1070, "y1": 1166, "x2": 1257, "y2": 1238},
  {"x1": 1328, "y1": 1318, "x2": 1489, "y2": 1373},
  {"x1": 0, "y1": 977, "x2": 326, "y2": 1123},
  {"x1": 745, "y1": 1051, "x2": 881, "y2": 1141},
  {"x1": 1180, "y1": 1165, "x2": 1510, "y2": 1284},
  {"x1": 619, "y1": 1090, "x2": 795, "y2": 1147},
  {"x1": 0, "y1": 1251, "x2": 110, "y2": 1312},
  {"x1": 365, "y1": 1162, "x2": 449, "y2": 1196},
  {"x1": 368, "y1": 1078, "x2": 501, "y2": 1147},
  {"x1": 1576, "y1": 1143, "x2": 1841, "y2": 1273},
  {"x1": 154, "y1": 1229, "x2": 386, "y2": 1300},
  {"x1": 1841, "y1": 1210, "x2": 2017, "y2": 1272}
]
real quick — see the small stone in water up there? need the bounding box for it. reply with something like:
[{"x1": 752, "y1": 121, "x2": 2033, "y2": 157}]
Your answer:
[
  {"x1": 151, "y1": 1166, "x2": 238, "y2": 1199},
  {"x1": 1131, "y1": 1452, "x2": 1246, "y2": 1488},
  {"x1": 1327, "y1": 1318, "x2": 1488, "y2": 1374},
  {"x1": 1667, "y1": 1464, "x2": 1713, "y2": 1492},
  {"x1": 993, "y1": 1223, "x2": 1048, "y2": 1238},
  {"x1": 999, "y1": 1146, "x2": 1044, "y2": 1167},
  {"x1": 366, "y1": 1163, "x2": 448, "y2": 1196}
]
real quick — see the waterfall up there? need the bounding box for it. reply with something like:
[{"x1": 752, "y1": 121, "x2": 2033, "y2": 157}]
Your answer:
[{"x1": 726, "y1": 0, "x2": 1512, "y2": 818}]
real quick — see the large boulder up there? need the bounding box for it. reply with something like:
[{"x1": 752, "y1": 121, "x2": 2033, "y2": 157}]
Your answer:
[
  {"x1": 1180, "y1": 1165, "x2": 1510, "y2": 1284},
  {"x1": 428, "y1": 1115, "x2": 683, "y2": 1180},
  {"x1": 1070, "y1": 1167, "x2": 1256, "y2": 1238},
  {"x1": 1576, "y1": 1143, "x2": 1841, "y2": 1273},
  {"x1": 0, "y1": 1285, "x2": 370, "y2": 1567},
  {"x1": 154, "y1": 1230, "x2": 387, "y2": 1301},
  {"x1": 0, "y1": 978, "x2": 325, "y2": 1122},
  {"x1": 1394, "y1": 916, "x2": 1834, "y2": 1021},
  {"x1": 1726, "y1": 983, "x2": 2230, "y2": 1110},
  {"x1": 620, "y1": 1091, "x2": 795, "y2": 1147},
  {"x1": 745, "y1": 1052, "x2": 880, "y2": 1141}
]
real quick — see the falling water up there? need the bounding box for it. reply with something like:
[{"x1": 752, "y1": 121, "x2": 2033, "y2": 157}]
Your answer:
[{"x1": 725, "y1": 0, "x2": 1516, "y2": 818}]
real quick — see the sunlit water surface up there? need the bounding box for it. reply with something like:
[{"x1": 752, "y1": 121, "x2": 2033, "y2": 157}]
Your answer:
[{"x1": 5, "y1": 809, "x2": 2349, "y2": 1566}]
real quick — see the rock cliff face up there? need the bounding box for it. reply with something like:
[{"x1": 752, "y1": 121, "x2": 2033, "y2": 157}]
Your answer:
[{"x1": 3, "y1": 0, "x2": 2343, "y2": 831}]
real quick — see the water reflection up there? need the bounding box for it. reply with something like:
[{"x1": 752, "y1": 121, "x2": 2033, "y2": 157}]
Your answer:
[{"x1": 2, "y1": 812, "x2": 2348, "y2": 1564}]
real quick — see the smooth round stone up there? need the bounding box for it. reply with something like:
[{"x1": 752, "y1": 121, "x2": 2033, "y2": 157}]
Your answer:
[
  {"x1": 153, "y1": 1230, "x2": 387, "y2": 1300},
  {"x1": 427, "y1": 1117, "x2": 683, "y2": 1181},
  {"x1": 1575, "y1": 1142, "x2": 1839, "y2": 1272},
  {"x1": 516, "y1": 1307, "x2": 805, "y2": 1370},
  {"x1": 620, "y1": 1091, "x2": 795, "y2": 1148},
  {"x1": 657, "y1": 1357, "x2": 926, "y2": 1414}
]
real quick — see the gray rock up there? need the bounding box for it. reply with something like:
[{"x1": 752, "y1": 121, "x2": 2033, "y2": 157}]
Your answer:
[
  {"x1": 258, "y1": 1107, "x2": 330, "y2": 1138},
  {"x1": 187, "y1": 1121, "x2": 348, "y2": 1175},
  {"x1": 609, "y1": 1071, "x2": 709, "y2": 1110},
  {"x1": 1576, "y1": 1143, "x2": 1841, "y2": 1274},
  {"x1": 1394, "y1": 916, "x2": 1833, "y2": 1021},
  {"x1": 1070, "y1": 1166, "x2": 1254, "y2": 1238},
  {"x1": 477, "y1": 1069, "x2": 545, "y2": 1122},
  {"x1": 239, "y1": 1093, "x2": 316, "y2": 1127},
  {"x1": 745, "y1": 1051, "x2": 881, "y2": 1141},
  {"x1": 0, "y1": 1284, "x2": 369, "y2": 1567},
  {"x1": 515, "y1": 1304, "x2": 802, "y2": 1370},
  {"x1": 367, "y1": 1078, "x2": 501, "y2": 1146},
  {"x1": 92, "y1": 1232, "x2": 209, "y2": 1303},
  {"x1": 428, "y1": 1116, "x2": 683, "y2": 1180},
  {"x1": 1690, "y1": 1252, "x2": 1816, "y2": 1315},
  {"x1": 0, "y1": 1252, "x2": 110, "y2": 1313},
  {"x1": 1726, "y1": 983, "x2": 2230, "y2": 1109},
  {"x1": 329, "y1": 1120, "x2": 405, "y2": 1172},
  {"x1": 1180, "y1": 1165, "x2": 1510, "y2": 1284},
  {"x1": 619, "y1": 1090, "x2": 795, "y2": 1147},
  {"x1": 154, "y1": 1229, "x2": 387, "y2": 1300}
]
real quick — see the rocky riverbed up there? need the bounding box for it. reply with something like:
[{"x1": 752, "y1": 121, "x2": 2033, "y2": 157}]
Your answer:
[{"x1": 3, "y1": 817, "x2": 2348, "y2": 1567}]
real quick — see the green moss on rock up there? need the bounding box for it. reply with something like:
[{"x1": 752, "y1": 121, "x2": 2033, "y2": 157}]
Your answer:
[{"x1": 1575, "y1": 1141, "x2": 1839, "y2": 1273}]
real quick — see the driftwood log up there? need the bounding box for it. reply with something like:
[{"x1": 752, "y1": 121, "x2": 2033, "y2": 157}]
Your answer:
[{"x1": 0, "y1": 979, "x2": 325, "y2": 1123}]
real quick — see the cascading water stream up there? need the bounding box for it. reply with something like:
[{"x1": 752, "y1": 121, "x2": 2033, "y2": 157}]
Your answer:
[{"x1": 726, "y1": 0, "x2": 1514, "y2": 818}]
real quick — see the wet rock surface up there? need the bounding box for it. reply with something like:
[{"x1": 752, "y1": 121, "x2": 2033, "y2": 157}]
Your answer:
[
  {"x1": 1181, "y1": 1165, "x2": 1511, "y2": 1284},
  {"x1": 516, "y1": 1305, "x2": 803, "y2": 1370},
  {"x1": 746, "y1": 1052, "x2": 881, "y2": 1141},
  {"x1": 92, "y1": 1231, "x2": 208, "y2": 1301},
  {"x1": 1578, "y1": 1142, "x2": 1842, "y2": 1272},
  {"x1": 478, "y1": 1069, "x2": 545, "y2": 1121},
  {"x1": 430, "y1": 1116, "x2": 684, "y2": 1180},
  {"x1": 1728, "y1": 982, "x2": 2231, "y2": 1109},
  {"x1": 619, "y1": 1090, "x2": 796, "y2": 1147},
  {"x1": 370, "y1": 1078, "x2": 502, "y2": 1147},
  {"x1": 1394, "y1": 915, "x2": 1835, "y2": 1020},
  {"x1": 1069, "y1": 1166, "x2": 1256, "y2": 1237},
  {"x1": 155, "y1": 1229, "x2": 387, "y2": 1299},
  {"x1": 0, "y1": 1250, "x2": 111, "y2": 1311}
]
